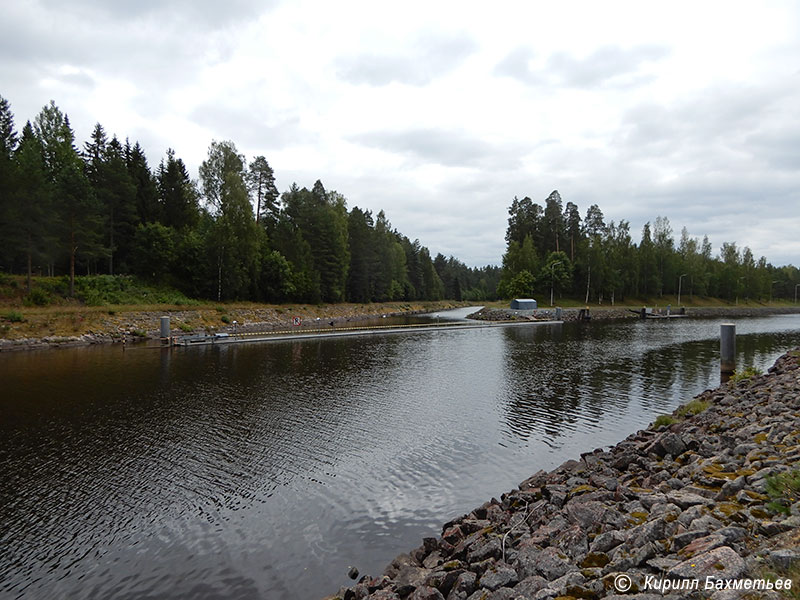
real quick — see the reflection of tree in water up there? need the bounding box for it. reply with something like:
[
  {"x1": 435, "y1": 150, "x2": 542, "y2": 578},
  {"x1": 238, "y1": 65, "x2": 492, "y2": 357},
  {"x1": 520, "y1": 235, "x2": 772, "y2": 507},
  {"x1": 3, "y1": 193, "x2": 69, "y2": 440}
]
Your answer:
[
  {"x1": 636, "y1": 338, "x2": 719, "y2": 412},
  {"x1": 498, "y1": 323, "x2": 637, "y2": 444},
  {"x1": 735, "y1": 330, "x2": 800, "y2": 370},
  {"x1": 496, "y1": 321, "x2": 800, "y2": 447},
  {"x1": 636, "y1": 329, "x2": 800, "y2": 412}
]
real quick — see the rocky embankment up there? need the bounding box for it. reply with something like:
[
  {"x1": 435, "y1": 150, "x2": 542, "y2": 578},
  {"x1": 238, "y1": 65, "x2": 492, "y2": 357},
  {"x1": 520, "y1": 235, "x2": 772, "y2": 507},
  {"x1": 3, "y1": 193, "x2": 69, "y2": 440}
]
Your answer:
[
  {"x1": 327, "y1": 350, "x2": 800, "y2": 600},
  {"x1": 0, "y1": 301, "x2": 464, "y2": 351},
  {"x1": 467, "y1": 307, "x2": 636, "y2": 322},
  {"x1": 689, "y1": 307, "x2": 800, "y2": 319},
  {"x1": 468, "y1": 306, "x2": 800, "y2": 324}
]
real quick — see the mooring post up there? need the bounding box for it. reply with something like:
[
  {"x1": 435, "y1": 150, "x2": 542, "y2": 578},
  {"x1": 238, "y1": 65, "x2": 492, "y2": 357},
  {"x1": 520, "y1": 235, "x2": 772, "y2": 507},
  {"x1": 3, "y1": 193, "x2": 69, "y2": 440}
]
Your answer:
[
  {"x1": 720, "y1": 323, "x2": 735, "y2": 381},
  {"x1": 160, "y1": 316, "x2": 171, "y2": 346},
  {"x1": 555, "y1": 307, "x2": 562, "y2": 320}
]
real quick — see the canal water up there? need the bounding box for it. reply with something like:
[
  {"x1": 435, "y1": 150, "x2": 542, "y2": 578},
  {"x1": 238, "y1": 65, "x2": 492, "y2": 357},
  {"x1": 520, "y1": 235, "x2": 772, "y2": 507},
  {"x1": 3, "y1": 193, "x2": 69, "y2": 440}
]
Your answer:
[{"x1": 1, "y1": 312, "x2": 799, "y2": 599}]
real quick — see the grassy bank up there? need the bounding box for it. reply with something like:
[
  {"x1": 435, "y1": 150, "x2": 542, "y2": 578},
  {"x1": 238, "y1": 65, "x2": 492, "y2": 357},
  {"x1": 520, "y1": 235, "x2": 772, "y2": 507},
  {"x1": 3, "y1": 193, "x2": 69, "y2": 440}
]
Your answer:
[
  {"x1": 0, "y1": 275, "x2": 468, "y2": 342},
  {"x1": 0, "y1": 273, "x2": 197, "y2": 308},
  {"x1": 0, "y1": 300, "x2": 470, "y2": 341},
  {"x1": 2, "y1": 273, "x2": 798, "y2": 342}
]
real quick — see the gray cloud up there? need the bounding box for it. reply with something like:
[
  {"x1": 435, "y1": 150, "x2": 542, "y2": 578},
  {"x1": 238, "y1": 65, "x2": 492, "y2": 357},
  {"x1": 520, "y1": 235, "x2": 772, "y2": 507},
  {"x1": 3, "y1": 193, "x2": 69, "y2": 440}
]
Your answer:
[
  {"x1": 746, "y1": 128, "x2": 800, "y2": 171},
  {"x1": 58, "y1": 71, "x2": 95, "y2": 89},
  {"x1": 494, "y1": 47, "x2": 540, "y2": 85},
  {"x1": 0, "y1": 0, "x2": 272, "y2": 100},
  {"x1": 496, "y1": 44, "x2": 669, "y2": 89},
  {"x1": 297, "y1": 170, "x2": 511, "y2": 266},
  {"x1": 548, "y1": 45, "x2": 668, "y2": 88},
  {"x1": 615, "y1": 82, "x2": 798, "y2": 171},
  {"x1": 352, "y1": 128, "x2": 521, "y2": 169},
  {"x1": 3, "y1": 2, "x2": 797, "y2": 268},
  {"x1": 37, "y1": 0, "x2": 268, "y2": 29},
  {"x1": 336, "y1": 33, "x2": 478, "y2": 86},
  {"x1": 190, "y1": 104, "x2": 311, "y2": 151}
]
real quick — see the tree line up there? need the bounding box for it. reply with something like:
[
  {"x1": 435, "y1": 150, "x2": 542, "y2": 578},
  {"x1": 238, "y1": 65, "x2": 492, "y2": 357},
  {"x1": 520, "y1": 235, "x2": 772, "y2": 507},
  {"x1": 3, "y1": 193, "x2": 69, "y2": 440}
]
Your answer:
[
  {"x1": 498, "y1": 190, "x2": 799, "y2": 304},
  {"x1": 0, "y1": 95, "x2": 500, "y2": 303}
]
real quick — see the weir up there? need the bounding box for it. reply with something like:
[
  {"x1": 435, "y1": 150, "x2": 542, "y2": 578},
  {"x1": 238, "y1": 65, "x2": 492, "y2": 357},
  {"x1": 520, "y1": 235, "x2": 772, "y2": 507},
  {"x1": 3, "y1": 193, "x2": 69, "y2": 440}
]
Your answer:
[{"x1": 170, "y1": 318, "x2": 562, "y2": 347}]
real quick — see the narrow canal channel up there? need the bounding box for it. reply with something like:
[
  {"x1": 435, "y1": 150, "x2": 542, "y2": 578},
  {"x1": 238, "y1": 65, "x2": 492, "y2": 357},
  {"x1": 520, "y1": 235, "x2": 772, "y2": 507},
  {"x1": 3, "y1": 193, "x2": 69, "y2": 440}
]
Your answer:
[{"x1": 1, "y1": 312, "x2": 799, "y2": 599}]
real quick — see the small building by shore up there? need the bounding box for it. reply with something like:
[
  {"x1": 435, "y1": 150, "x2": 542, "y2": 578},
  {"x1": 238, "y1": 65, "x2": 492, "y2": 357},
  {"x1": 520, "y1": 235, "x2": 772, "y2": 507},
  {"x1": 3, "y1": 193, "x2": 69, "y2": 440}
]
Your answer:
[{"x1": 510, "y1": 298, "x2": 537, "y2": 310}]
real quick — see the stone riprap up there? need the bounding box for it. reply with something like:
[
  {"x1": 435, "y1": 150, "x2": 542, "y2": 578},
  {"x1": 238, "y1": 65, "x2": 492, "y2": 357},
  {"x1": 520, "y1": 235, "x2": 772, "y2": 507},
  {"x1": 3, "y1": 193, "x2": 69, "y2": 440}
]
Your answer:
[
  {"x1": 326, "y1": 350, "x2": 800, "y2": 600},
  {"x1": 467, "y1": 308, "x2": 634, "y2": 322},
  {"x1": 467, "y1": 306, "x2": 800, "y2": 324}
]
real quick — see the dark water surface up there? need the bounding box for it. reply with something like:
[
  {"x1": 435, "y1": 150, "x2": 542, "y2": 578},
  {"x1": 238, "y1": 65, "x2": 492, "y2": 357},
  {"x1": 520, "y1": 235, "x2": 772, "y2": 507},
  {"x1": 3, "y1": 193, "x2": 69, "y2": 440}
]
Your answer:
[{"x1": 2, "y1": 312, "x2": 799, "y2": 599}]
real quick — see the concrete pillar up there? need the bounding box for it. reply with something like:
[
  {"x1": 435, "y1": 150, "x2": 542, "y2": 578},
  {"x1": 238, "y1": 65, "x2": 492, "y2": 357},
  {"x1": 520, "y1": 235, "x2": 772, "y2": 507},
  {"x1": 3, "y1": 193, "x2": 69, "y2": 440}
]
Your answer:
[
  {"x1": 160, "y1": 316, "x2": 170, "y2": 344},
  {"x1": 720, "y1": 323, "x2": 735, "y2": 378}
]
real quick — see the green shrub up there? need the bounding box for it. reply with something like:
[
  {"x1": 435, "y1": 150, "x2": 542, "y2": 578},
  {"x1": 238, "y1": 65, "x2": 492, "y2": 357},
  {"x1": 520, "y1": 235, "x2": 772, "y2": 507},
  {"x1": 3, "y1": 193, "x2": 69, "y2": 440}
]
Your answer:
[
  {"x1": 676, "y1": 399, "x2": 710, "y2": 417},
  {"x1": 52, "y1": 275, "x2": 195, "y2": 306},
  {"x1": 730, "y1": 366, "x2": 763, "y2": 383},
  {"x1": 3, "y1": 310, "x2": 24, "y2": 322},
  {"x1": 765, "y1": 466, "x2": 800, "y2": 515},
  {"x1": 654, "y1": 415, "x2": 677, "y2": 428},
  {"x1": 38, "y1": 276, "x2": 69, "y2": 296},
  {"x1": 178, "y1": 322, "x2": 193, "y2": 332},
  {"x1": 23, "y1": 288, "x2": 51, "y2": 306},
  {"x1": 152, "y1": 291, "x2": 197, "y2": 306},
  {"x1": 221, "y1": 315, "x2": 231, "y2": 324}
]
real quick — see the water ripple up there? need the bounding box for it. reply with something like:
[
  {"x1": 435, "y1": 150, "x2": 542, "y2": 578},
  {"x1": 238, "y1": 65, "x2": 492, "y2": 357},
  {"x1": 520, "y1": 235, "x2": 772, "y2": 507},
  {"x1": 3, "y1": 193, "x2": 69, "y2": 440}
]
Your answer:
[{"x1": 1, "y1": 315, "x2": 799, "y2": 598}]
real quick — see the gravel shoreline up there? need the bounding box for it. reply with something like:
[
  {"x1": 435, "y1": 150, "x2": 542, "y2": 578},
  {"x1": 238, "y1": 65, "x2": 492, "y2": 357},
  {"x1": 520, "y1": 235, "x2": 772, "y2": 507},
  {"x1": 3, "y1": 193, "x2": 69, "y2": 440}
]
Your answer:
[
  {"x1": 326, "y1": 350, "x2": 800, "y2": 600},
  {"x1": 467, "y1": 306, "x2": 800, "y2": 323}
]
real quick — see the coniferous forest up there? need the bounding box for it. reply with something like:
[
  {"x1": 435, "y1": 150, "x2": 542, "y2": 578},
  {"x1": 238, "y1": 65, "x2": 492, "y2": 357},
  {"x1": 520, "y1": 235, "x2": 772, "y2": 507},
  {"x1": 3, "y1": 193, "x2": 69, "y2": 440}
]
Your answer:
[
  {"x1": 0, "y1": 96, "x2": 498, "y2": 303},
  {"x1": 497, "y1": 191, "x2": 799, "y2": 304},
  {"x1": 0, "y1": 95, "x2": 798, "y2": 305}
]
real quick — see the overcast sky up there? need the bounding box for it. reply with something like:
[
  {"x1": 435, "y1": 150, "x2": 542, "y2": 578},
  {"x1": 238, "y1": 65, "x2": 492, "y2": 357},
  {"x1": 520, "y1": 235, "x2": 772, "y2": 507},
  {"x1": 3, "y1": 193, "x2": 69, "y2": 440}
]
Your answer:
[{"x1": 3, "y1": 0, "x2": 799, "y2": 267}]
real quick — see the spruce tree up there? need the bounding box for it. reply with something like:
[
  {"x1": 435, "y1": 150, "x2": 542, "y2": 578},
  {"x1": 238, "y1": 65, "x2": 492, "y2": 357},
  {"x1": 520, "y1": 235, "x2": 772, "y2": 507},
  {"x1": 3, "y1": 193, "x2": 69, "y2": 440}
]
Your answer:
[
  {"x1": 0, "y1": 95, "x2": 18, "y2": 272},
  {"x1": 126, "y1": 140, "x2": 160, "y2": 224},
  {"x1": 12, "y1": 123, "x2": 50, "y2": 290}
]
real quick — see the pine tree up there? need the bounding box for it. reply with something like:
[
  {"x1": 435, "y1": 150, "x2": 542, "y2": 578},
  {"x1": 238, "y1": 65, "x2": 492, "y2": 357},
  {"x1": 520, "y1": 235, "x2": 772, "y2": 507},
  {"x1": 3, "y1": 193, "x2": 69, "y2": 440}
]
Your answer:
[
  {"x1": 247, "y1": 156, "x2": 279, "y2": 225},
  {"x1": 543, "y1": 190, "x2": 564, "y2": 254},
  {"x1": 638, "y1": 223, "x2": 659, "y2": 296},
  {"x1": 563, "y1": 201, "x2": 582, "y2": 262},
  {"x1": 34, "y1": 101, "x2": 101, "y2": 296}
]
